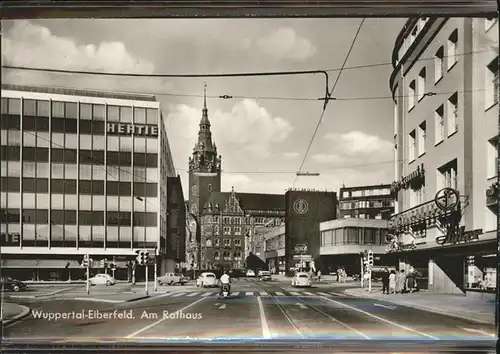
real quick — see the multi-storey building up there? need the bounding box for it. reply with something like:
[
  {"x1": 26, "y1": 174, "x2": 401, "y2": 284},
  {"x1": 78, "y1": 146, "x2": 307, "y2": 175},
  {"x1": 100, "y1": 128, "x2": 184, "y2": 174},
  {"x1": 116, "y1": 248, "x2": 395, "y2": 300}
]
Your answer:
[
  {"x1": 338, "y1": 184, "x2": 394, "y2": 219},
  {"x1": 389, "y1": 17, "x2": 498, "y2": 295},
  {"x1": 186, "y1": 86, "x2": 284, "y2": 270},
  {"x1": 0, "y1": 84, "x2": 184, "y2": 280}
]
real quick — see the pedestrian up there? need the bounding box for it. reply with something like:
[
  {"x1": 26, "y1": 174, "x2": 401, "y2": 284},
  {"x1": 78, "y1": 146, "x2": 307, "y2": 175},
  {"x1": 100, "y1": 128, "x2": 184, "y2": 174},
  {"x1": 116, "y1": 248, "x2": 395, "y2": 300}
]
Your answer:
[
  {"x1": 336, "y1": 267, "x2": 340, "y2": 282},
  {"x1": 363, "y1": 271, "x2": 370, "y2": 288},
  {"x1": 317, "y1": 269, "x2": 322, "y2": 282},
  {"x1": 396, "y1": 269, "x2": 407, "y2": 294},
  {"x1": 381, "y1": 267, "x2": 390, "y2": 294},
  {"x1": 407, "y1": 270, "x2": 416, "y2": 293},
  {"x1": 389, "y1": 270, "x2": 396, "y2": 294}
]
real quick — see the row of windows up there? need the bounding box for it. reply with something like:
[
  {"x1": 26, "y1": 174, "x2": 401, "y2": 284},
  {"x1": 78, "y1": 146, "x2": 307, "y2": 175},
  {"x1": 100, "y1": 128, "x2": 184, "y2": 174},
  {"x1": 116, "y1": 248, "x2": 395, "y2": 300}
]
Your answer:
[
  {"x1": 320, "y1": 227, "x2": 388, "y2": 246},
  {"x1": 341, "y1": 213, "x2": 385, "y2": 220},
  {"x1": 205, "y1": 238, "x2": 243, "y2": 247},
  {"x1": 204, "y1": 215, "x2": 281, "y2": 226},
  {"x1": 338, "y1": 200, "x2": 394, "y2": 209},
  {"x1": 2, "y1": 162, "x2": 158, "y2": 183},
  {"x1": 0, "y1": 146, "x2": 158, "y2": 167},
  {"x1": 1, "y1": 209, "x2": 158, "y2": 226},
  {"x1": 341, "y1": 188, "x2": 391, "y2": 198},
  {"x1": 1, "y1": 98, "x2": 158, "y2": 125},
  {"x1": 1, "y1": 224, "x2": 158, "y2": 248},
  {"x1": 0, "y1": 178, "x2": 157, "y2": 196},
  {"x1": 213, "y1": 251, "x2": 243, "y2": 260}
]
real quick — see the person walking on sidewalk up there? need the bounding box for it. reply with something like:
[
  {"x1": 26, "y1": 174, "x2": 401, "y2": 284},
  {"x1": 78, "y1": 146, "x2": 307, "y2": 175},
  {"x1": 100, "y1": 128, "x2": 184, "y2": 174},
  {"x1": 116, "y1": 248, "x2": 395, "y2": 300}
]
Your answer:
[
  {"x1": 317, "y1": 269, "x2": 322, "y2": 282},
  {"x1": 396, "y1": 269, "x2": 407, "y2": 294},
  {"x1": 389, "y1": 270, "x2": 396, "y2": 294},
  {"x1": 381, "y1": 268, "x2": 390, "y2": 294}
]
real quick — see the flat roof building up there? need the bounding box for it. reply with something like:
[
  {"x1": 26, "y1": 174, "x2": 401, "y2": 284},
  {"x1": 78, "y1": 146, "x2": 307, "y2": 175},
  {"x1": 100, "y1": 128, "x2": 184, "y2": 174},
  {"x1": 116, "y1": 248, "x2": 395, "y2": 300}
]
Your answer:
[{"x1": 0, "y1": 84, "x2": 184, "y2": 281}]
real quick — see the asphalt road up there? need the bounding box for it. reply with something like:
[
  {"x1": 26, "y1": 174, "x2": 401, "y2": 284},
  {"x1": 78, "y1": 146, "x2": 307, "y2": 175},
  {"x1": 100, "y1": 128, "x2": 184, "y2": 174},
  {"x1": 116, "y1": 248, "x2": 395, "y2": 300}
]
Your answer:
[{"x1": 3, "y1": 278, "x2": 496, "y2": 345}]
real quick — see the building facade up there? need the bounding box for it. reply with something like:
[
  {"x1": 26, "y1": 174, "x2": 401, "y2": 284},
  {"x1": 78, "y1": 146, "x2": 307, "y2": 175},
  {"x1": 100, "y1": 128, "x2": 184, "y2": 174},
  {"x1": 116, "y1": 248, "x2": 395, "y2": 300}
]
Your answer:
[
  {"x1": 389, "y1": 17, "x2": 498, "y2": 295},
  {"x1": 319, "y1": 218, "x2": 390, "y2": 277},
  {"x1": 338, "y1": 184, "x2": 394, "y2": 219},
  {"x1": 0, "y1": 84, "x2": 182, "y2": 280},
  {"x1": 185, "y1": 87, "x2": 285, "y2": 270}
]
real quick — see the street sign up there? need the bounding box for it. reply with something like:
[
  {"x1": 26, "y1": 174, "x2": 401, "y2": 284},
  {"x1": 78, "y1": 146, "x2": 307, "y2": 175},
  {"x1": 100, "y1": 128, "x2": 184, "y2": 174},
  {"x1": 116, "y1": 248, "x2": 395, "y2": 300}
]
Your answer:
[
  {"x1": 293, "y1": 255, "x2": 312, "y2": 261},
  {"x1": 294, "y1": 244, "x2": 308, "y2": 254}
]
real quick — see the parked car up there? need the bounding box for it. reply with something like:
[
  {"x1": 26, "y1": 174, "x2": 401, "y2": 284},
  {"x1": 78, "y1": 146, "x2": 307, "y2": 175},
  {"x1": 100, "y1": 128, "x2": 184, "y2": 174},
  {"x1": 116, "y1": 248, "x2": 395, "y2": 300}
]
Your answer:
[
  {"x1": 196, "y1": 272, "x2": 217, "y2": 287},
  {"x1": 89, "y1": 274, "x2": 116, "y2": 286},
  {"x1": 0, "y1": 277, "x2": 27, "y2": 292},
  {"x1": 158, "y1": 273, "x2": 189, "y2": 285},
  {"x1": 291, "y1": 272, "x2": 311, "y2": 287},
  {"x1": 246, "y1": 269, "x2": 256, "y2": 277},
  {"x1": 258, "y1": 270, "x2": 272, "y2": 281}
]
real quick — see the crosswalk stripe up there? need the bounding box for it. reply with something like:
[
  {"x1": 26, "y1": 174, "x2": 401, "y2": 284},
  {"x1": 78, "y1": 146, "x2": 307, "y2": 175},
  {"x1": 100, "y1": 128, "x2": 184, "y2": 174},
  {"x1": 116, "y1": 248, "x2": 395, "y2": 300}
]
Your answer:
[
  {"x1": 201, "y1": 292, "x2": 213, "y2": 296},
  {"x1": 303, "y1": 292, "x2": 315, "y2": 296},
  {"x1": 259, "y1": 292, "x2": 269, "y2": 296},
  {"x1": 275, "y1": 292, "x2": 285, "y2": 296},
  {"x1": 170, "y1": 292, "x2": 186, "y2": 297},
  {"x1": 289, "y1": 291, "x2": 301, "y2": 295},
  {"x1": 186, "y1": 292, "x2": 200, "y2": 296},
  {"x1": 318, "y1": 292, "x2": 330, "y2": 296},
  {"x1": 232, "y1": 292, "x2": 240, "y2": 296},
  {"x1": 245, "y1": 292, "x2": 254, "y2": 296}
]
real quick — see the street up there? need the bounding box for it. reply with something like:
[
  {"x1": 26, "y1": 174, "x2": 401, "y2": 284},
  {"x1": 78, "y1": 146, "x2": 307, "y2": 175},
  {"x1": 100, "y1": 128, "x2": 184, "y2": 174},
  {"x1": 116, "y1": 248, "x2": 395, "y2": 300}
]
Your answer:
[{"x1": 3, "y1": 279, "x2": 496, "y2": 344}]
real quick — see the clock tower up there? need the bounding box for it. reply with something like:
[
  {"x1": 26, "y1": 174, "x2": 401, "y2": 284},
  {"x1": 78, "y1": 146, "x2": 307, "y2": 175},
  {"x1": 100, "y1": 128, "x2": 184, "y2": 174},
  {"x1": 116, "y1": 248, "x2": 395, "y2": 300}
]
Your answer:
[{"x1": 188, "y1": 83, "x2": 222, "y2": 218}]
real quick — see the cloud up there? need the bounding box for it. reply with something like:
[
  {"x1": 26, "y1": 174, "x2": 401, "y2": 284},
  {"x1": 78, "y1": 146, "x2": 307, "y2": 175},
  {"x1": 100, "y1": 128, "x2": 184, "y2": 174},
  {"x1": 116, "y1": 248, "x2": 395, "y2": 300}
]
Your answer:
[
  {"x1": 2, "y1": 20, "x2": 172, "y2": 93},
  {"x1": 311, "y1": 153, "x2": 345, "y2": 164},
  {"x1": 283, "y1": 152, "x2": 300, "y2": 159},
  {"x1": 166, "y1": 99, "x2": 294, "y2": 163},
  {"x1": 252, "y1": 27, "x2": 317, "y2": 61}
]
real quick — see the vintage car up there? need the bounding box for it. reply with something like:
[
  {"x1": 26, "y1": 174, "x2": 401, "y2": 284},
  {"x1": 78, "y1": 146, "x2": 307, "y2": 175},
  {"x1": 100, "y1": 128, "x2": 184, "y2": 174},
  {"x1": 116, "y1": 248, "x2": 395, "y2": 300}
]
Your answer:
[
  {"x1": 157, "y1": 272, "x2": 189, "y2": 285},
  {"x1": 196, "y1": 272, "x2": 217, "y2": 287},
  {"x1": 291, "y1": 272, "x2": 311, "y2": 287}
]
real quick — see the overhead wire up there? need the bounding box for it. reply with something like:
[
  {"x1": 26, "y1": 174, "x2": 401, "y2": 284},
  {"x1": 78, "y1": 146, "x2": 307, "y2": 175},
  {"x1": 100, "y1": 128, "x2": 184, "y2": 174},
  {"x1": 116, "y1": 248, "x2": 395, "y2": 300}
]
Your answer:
[{"x1": 292, "y1": 18, "x2": 365, "y2": 188}]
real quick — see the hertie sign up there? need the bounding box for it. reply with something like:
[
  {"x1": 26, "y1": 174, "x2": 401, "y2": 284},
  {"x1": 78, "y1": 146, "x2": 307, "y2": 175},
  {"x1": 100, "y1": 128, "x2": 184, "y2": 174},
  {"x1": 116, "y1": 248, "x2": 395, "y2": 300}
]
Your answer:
[{"x1": 107, "y1": 123, "x2": 158, "y2": 137}]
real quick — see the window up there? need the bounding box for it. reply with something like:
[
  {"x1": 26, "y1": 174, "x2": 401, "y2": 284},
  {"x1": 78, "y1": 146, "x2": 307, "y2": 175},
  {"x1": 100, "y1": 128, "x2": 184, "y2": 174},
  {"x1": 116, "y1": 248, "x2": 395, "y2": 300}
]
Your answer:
[
  {"x1": 214, "y1": 251, "x2": 220, "y2": 260},
  {"x1": 438, "y1": 159, "x2": 458, "y2": 191},
  {"x1": 223, "y1": 217, "x2": 230, "y2": 224},
  {"x1": 223, "y1": 251, "x2": 231, "y2": 261},
  {"x1": 234, "y1": 227, "x2": 241, "y2": 235},
  {"x1": 417, "y1": 121, "x2": 426, "y2": 156},
  {"x1": 234, "y1": 239, "x2": 241, "y2": 246},
  {"x1": 417, "y1": 68, "x2": 426, "y2": 101},
  {"x1": 206, "y1": 239, "x2": 212, "y2": 247},
  {"x1": 408, "y1": 130, "x2": 416, "y2": 162},
  {"x1": 447, "y1": 30, "x2": 458, "y2": 70},
  {"x1": 447, "y1": 92, "x2": 458, "y2": 136},
  {"x1": 434, "y1": 47, "x2": 444, "y2": 82},
  {"x1": 487, "y1": 136, "x2": 498, "y2": 178},
  {"x1": 224, "y1": 238, "x2": 231, "y2": 246},
  {"x1": 434, "y1": 105, "x2": 445, "y2": 144},
  {"x1": 408, "y1": 80, "x2": 416, "y2": 110},
  {"x1": 215, "y1": 238, "x2": 220, "y2": 247},
  {"x1": 485, "y1": 18, "x2": 498, "y2": 31},
  {"x1": 223, "y1": 226, "x2": 231, "y2": 235},
  {"x1": 214, "y1": 225, "x2": 219, "y2": 235},
  {"x1": 486, "y1": 57, "x2": 499, "y2": 109}
]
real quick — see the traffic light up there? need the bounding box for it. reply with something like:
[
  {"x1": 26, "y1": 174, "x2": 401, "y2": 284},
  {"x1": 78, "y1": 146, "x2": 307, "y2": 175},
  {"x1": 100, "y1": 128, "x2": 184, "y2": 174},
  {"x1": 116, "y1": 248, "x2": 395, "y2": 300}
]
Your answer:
[
  {"x1": 467, "y1": 256, "x2": 475, "y2": 266},
  {"x1": 81, "y1": 254, "x2": 90, "y2": 268},
  {"x1": 103, "y1": 258, "x2": 108, "y2": 268},
  {"x1": 142, "y1": 251, "x2": 150, "y2": 265},
  {"x1": 367, "y1": 250, "x2": 374, "y2": 267}
]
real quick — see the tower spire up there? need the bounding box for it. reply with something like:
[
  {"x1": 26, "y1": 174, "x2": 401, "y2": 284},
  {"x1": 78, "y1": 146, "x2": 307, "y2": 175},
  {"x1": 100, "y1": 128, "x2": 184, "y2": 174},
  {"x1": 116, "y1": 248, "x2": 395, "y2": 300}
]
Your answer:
[{"x1": 203, "y1": 81, "x2": 207, "y2": 109}]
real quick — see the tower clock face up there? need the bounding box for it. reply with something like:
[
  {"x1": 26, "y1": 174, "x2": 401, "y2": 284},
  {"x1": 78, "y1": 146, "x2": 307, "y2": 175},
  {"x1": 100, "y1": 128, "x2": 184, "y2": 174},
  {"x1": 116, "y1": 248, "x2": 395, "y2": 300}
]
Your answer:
[{"x1": 192, "y1": 183, "x2": 199, "y2": 197}]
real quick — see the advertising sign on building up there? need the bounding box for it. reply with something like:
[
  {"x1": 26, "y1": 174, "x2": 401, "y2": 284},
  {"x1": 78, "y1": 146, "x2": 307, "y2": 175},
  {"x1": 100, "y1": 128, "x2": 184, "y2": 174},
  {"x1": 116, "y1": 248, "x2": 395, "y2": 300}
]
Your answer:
[{"x1": 107, "y1": 123, "x2": 158, "y2": 137}]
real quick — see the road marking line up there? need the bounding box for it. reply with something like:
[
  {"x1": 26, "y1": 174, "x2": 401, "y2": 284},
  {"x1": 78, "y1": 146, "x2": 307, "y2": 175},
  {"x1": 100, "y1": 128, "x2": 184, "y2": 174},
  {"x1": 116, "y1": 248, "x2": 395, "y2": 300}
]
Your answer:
[
  {"x1": 232, "y1": 292, "x2": 240, "y2": 296},
  {"x1": 201, "y1": 292, "x2": 213, "y2": 296},
  {"x1": 73, "y1": 297, "x2": 124, "y2": 303},
  {"x1": 273, "y1": 297, "x2": 304, "y2": 338},
  {"x1": 289, "y1": 292, "x2": 301, "y2": 296},
  {"x1": 275, "y1": 292, "x2": 285, "y2": 296},
  {"x1": 373, "y1": 303, "x2": 397, "y2": 310},
  {"x1": 217, "y1": 304, "x2": 227, "y2": 310},
  {"x1": 459, "y1": 327, "x2": 495, "y2": 338},
  {"x1": 170, "y1": 292, "x2": 186, "y2": 297},
  {"x1": 186, "y1": 292, "x2": 200, "y2": 297},
  {"x1": 320, "y1": 296, "x2": 439, "y2": 340},
  {"x1": 303, "y1": 292, "x2": 314, "y2": 295},
  {"x1": 125, "y1": 297, "x2": 206, "y2": 338},
  {"x1": 257, "y1": 296, "x2": 271, "y2": 339},
  {"x1": 260, "y1": 292, "x2": 269, "y2": 296},
  {"x1": 329, "y1": 292, "x2": 345, "y2": 296},
  {"x1": 245, "y1": 292, "x2": 254, "y2": 296},
  {"x1": 318, "y1": 292, "x2": 330, "y2": 296},
  {"x1": 295, "y1": 302, "x2": 308, "y2": 309}
]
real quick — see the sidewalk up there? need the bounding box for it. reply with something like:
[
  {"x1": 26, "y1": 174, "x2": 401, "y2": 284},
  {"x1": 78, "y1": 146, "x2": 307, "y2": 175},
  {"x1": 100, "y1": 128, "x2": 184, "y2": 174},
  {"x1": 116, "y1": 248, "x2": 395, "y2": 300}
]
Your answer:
[
  {"x1": 1, "y1": 302, "x2": 31, "y2": 325},
  {"x1": 344, "y1": 286, "x2": 495, "y2": 325}
]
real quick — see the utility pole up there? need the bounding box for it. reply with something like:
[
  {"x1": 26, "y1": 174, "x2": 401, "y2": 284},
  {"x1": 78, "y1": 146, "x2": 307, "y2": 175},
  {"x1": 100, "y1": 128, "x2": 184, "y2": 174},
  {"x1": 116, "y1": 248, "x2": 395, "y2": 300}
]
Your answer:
[{"x1": 360, "y1": 253, "x2": 364, "y2": 288}]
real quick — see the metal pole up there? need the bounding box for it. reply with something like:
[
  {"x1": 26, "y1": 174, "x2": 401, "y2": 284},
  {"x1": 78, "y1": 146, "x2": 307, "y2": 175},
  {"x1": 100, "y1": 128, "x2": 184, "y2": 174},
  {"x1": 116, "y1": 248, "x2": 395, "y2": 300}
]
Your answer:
[
  {"x1": 132, "y1": 265, "x2": 136, "y2": 285},
  {"x1": 86, "y1": 265, "x2": 90, "y2": 295},
  {"x1": 112, "y1": 268, "x2": 115, "y2": 279},
  {"x1": 360, "y1": 256, "x2": 364, "y2": 288},
  {"x1": 368, "y1": 268, "x2": 372, "y2": 292},
  {"x1": 154, "y1": 258, "x2": 158, "y2": 292},
  {"x1": 145, "y1": 264, "x2": 149, "y2": 296}
]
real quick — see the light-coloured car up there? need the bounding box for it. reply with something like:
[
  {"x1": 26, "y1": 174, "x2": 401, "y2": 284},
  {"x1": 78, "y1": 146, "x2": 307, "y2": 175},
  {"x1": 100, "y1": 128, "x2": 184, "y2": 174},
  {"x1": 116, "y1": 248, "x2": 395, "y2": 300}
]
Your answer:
[
  {"x1": 158, "y1": 272, "x2": 189, "y2": 285},
  {"x1": 196, "y1": 272, "x2": 217, "y2": 288},
  {"x1": 291, "y1": 272, "x2": 311, "y2": 287},
  {"x1": 89, "y1": 273, "x2": 116, "y2": 286},
  {"x1": 258, "y1": 270, "x2": 271, "y2": 281},
  {"x1": 246, "y1": 269, "x2": 256, "y2": 277}
]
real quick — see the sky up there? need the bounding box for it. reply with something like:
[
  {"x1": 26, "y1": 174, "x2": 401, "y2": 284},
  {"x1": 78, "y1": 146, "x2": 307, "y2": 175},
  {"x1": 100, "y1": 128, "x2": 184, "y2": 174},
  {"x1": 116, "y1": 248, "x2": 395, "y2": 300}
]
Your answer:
[{"x1": 1, "y1": 18, "x2": 407, "y2": 196}]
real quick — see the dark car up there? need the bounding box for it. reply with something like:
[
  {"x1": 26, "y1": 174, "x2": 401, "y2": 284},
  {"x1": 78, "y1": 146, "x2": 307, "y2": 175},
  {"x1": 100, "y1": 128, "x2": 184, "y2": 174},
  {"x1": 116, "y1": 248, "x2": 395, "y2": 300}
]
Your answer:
[{"x1": 1, "y1": 277, "x2": 28, "y2": 292}]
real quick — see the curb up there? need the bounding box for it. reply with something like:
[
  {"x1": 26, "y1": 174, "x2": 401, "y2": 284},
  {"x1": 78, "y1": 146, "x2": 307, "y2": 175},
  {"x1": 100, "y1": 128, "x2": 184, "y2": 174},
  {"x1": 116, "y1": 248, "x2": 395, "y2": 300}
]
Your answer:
[
  {"x1": 73, "y1": 297, "x2": 125, "y2": 304},
  {"x1": 5, "y1": 287, "x2": 73, "y2": 300},
  {"x1": 2, "y1": 304, "x2": 32, "y2": 326},
  {"x1": 126, "y1": 295, "x2": 151, "y2": 302},
  {"x1": 344, "y1": 290, "x2": 494, "y2": 325}
]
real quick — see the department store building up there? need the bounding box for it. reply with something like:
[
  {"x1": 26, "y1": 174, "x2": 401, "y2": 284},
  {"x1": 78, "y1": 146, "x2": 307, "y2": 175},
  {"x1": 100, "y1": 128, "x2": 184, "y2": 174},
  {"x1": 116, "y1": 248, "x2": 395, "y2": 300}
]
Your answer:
[{"x1": 0, "y1": 84, "x2": 184, "y2": 280}]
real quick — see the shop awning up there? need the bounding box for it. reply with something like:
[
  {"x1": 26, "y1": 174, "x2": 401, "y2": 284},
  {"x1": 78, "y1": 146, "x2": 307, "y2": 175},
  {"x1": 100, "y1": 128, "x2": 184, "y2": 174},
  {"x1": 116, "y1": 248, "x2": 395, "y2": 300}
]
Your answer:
[
  {"x1": 1, "y1": 259, "x2": 38, "y2": 268},
  {"x1": 36, "y1": 260, "x2": 74, "y2": 269},
  {"x1": 67, "y1": 260, "x2": 83, "y2": 269}
]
